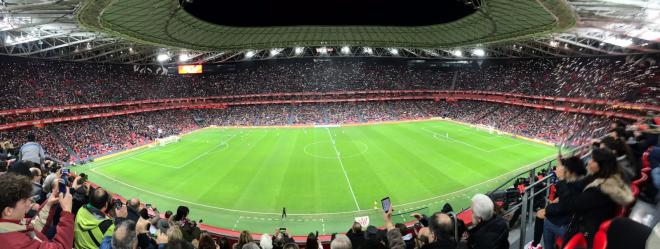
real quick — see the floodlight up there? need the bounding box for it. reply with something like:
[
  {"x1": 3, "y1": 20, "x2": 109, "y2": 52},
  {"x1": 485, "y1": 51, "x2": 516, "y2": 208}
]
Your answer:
[
  {"x1": 156, "y1": 53, "x2": 170, "y2": 62},
  {"x1": 270, "y1": 48, "x2": 280, "y2": 57},
  {"x1": 245, "y1": 50, "x2": 255, "y2": 59},
  {"x1": 452, "y1": 50, "x2": 463, "y2": 57},
  {"x1": 472, "y1": 48, "x2": 485, "y2": 57},
  {"x1": 341, "y1": 46, "x2": 350, "y2": 54},
  {"x1": 294, "y1": 47, "x2": 304, "y2": 55},
  {"x1": 364, "y1": 47, "x2": 373, "y2": 54},
  {"x1": 389, "y1": 48, "x2": 399, "y2": 55},
  {"x1": 178, "y1": 53, "x2": 190, "y2": 62}
]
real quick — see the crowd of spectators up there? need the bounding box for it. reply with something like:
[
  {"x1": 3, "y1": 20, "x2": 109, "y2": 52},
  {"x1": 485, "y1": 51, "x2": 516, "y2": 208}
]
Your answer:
[
  {"x1": 1, "y1": 56, "x2": 657, "y2": 111},
  {"x1": 0, "y1": 100, "x2": 631, "y2": 163}
]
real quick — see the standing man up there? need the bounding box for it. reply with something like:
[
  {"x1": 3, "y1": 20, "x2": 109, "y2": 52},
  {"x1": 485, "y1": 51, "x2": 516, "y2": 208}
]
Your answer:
[
  {"x1": 281, "y1": 207, "x2": 287, "y2": 219},
  {"x1": 19, "y1": 134, "x2": 45, "y2": 167}
]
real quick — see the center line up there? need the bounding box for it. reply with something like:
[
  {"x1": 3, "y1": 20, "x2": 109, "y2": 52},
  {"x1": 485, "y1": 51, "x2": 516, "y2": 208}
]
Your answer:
[{"x1": 325, "y1": 127, "x2": 361, "y2": 211}]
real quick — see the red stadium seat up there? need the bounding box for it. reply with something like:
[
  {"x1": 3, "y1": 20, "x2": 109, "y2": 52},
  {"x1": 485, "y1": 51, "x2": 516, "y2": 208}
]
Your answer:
[
  {"x1": 631, "y1": 184, "x2": 640, "y2": 198},
  {"x1": 632, "y1": 173, "x2": 648, "y2": 187},
  {"x1": 563, "y1": 233, "x2": 587, "y2": 249},
  {"x1": 641, "y1": 148, "x2": 652, "y2": 174},
  {"x1": 592, "y1": 220, "x2": 613, "y2": 249}
]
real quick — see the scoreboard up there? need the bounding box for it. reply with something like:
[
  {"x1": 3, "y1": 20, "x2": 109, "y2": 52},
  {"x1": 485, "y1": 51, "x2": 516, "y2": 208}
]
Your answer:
[{"x1": 177, "y1": 64, "x2": 203, "y2": 74}]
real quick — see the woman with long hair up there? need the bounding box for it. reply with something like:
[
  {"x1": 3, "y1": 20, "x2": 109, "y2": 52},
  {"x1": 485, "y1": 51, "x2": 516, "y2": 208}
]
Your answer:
[
  {"x1": 233, "y1": 230, "x2": 254, "y2": 249},
  {"x1": 566, "y1": 148, "x2": 634, "y2": 245}
]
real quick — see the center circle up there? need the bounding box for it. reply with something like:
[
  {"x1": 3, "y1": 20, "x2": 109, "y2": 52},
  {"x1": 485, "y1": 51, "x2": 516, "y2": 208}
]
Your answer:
[{"x1": 303, "y1": 141, "x2": 369, "y2": 159}]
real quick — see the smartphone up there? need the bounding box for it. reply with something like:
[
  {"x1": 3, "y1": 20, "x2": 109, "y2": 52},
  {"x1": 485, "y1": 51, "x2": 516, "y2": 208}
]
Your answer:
[
  {"x1": 381, "y1": 197, "x2": 391, "y2": 212},
  {"x1": 59, "y1": 169, "x2": 69, "y2": 195},
  {"x1": 279, "y1": 227, "x2": 286, "y2": 233}
]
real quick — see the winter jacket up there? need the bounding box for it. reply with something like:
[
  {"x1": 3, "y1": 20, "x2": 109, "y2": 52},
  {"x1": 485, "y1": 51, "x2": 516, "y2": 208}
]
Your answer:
[
  {"x1": 0, "y1": 209, "x2": 74, "y2": 249},
  {"x1": 346, "y1": 229, "x2": 366, "y2": 249},
  {"x1": 467, "y1": 215, "x2": 509, "y2": 249},
  {"x1": 386, "y1": 229, "x2": 405, "y2": 249},
  {"x1": 74, "y1": 204, "x2": 116, "y2": 249},
  {"x1": 567, "y1": 174, "x2": 634, "y2": 244},
  {"x1": 545, "y1": 179, "x2": 584, "y2": 226}
]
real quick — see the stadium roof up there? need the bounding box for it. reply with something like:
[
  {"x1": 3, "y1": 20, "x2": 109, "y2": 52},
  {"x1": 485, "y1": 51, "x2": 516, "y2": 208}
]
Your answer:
[{"x1": 0, "y1": 0, "x2": 658, "y2": 64}]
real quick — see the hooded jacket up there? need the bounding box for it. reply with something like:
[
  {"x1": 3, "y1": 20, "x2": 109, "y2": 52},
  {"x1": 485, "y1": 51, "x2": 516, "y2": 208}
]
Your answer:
[
  {"x1": 0, "y1": 205, "x2": 74, "y2": 249},
  {"x1": 74, "y1": 204, "x2": 115, "y2": 249},
  {"x1": 567, "y1": 174, "x2": 634, "y2": 243}
]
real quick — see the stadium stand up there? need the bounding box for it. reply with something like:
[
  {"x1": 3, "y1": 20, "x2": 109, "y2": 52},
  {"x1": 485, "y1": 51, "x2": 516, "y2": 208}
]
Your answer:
[{"x1": 0, "y1": 56, "x2": 658, "y2": 249}]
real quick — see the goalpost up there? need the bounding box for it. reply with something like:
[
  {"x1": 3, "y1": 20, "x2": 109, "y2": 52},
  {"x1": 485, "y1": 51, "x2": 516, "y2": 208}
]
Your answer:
[{"x1": 153, "y1": 135, "x2": 180, "y2": 147}]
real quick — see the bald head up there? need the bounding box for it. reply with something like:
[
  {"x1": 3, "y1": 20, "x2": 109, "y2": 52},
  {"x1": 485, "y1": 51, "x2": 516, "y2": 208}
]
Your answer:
[
  {"x1": 90, "y1": 187, "x2": 110, "y2": 211},
  {"x1": 128, "y1": 198, "x2": 140, "y2": 210},
  {"x1": 429, "y1": 212, "x2": 453, "y2": 240}
]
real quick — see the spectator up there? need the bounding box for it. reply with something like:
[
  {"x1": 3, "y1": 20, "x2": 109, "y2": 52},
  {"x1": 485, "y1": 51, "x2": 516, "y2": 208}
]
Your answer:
[
  {"x1": 126, "y1": 197, "x2": 141, "y2": 223},
  {"x1": 111, "y1": 219, "x2": 137, "y2": 249},
  {"x1": 283, "y1": 242, "x2": 300, "y2": 249},
  {"x1": 532, "y1": 156, "x2": 587, "y2": 249},
  {"x1": 199, "y1": 233, "x2": 220, "y2": 249},
  {"x1": 74, "y1": 187, "x2": 128, "y2": 249},
  {"x1": 346, "y1": 222, "x2": 366, "y2": 249},
  {"x1": 427, "y1": 212, "x2": 458, "y2": 249},
  {"x1": 566, "y1": 148, "x2": 634, "y2": 245},
  {"x1": 331, "y1": 234, "x2": 352, "y2": 249},
  {"x1": 467, "y1": 194, "x2": 509, "y2": 249},
  {"x1": 0, "y1": 173, "x2": 74, "y2": 249},
  {"x1": 165, "y1": 238, "x2": 195, "y2": 249},
  {"x1": 233, "y1": 230, "x2": 254, "y2": 249},
  {"x1": 170, "y1": 205, "x2": 201, "y2": 243},
  {"x1": 242, "y1": 242, "x2": 260, "y2": 249},
  {"x1": 28, "y1": 167, "x2": 44, "y2": 203},
  {"x1": 383, "y1": 206, "x2": 405, "y2": 249},
  {"x1": 260, "y1": 233, "x2": 273, "y2": 249},
  {"x1": 218, "y1": 237, "x2": 231, "y2": 249},
  {"x1": 306, "y1": 232, "x2": 322, "y2": 249},
  {"x1": 18, "y1": 134, "x2": 45, "y2": 167}
]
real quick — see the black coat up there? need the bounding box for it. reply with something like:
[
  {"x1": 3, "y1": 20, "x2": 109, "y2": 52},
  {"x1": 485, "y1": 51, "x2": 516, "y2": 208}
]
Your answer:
[
  {"x1": 467, "y1": 215, "x2": 509, "y2": 249},
  {"x1": 346, "y1": 229, "x2": 366, "y2": 249},
  {"x1": 566, "y1": 175, "x2": 634, "y2": 244},
  {"x1": 545, "y1": 180, "x2": 584, "y2": 226}
]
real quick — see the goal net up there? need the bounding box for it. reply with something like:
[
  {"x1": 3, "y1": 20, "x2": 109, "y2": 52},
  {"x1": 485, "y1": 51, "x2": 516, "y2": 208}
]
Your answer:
[{"x1": 155, "y1": 135, "x2": 180, "y2": 147}]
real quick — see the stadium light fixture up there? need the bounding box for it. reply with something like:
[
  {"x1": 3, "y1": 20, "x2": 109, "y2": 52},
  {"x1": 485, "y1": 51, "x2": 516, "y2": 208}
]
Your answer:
[
  {"x1": 156, "y1": 53, "x2": 170, "y2": 62},
  {"x1": 363, "y1": 47, "x2": 373, "y2": 54},
  {"x1": 178, "y1": 53, "x2": 190, "y2": 62},
  {"x1": 604, "y1": 37, "x2": 633, "y2": 47},
  {"x1": 452, "y1": 50, "x2": 463, "y2": 57},
  {"x1": 294, "y1": 47, "x2": 304, "y2": 55},
  {"x1": 269, "y1": 48, "x2": 281, "y2": 57},
  {"x1": 341, "y1": 46, "x2": 350, "y2": 54},
  {"x1": 245, "y1": 50, "x2": 255, "y2": 59},
  {"x1": 549, "y1": 40, "x2": 559, "y2": 47},
  {"x1": 319, "y1": 47, "x2": 328, "y2": 55},
  {"x1": 5, "y1": 36, "x2": 11, "y2": 44},
  {"x1": 389, "y1": 48, "x2": 399, "y2": 55},
  {"x1": 472, "y1": 48, "x2": 485, "y2": 57}
]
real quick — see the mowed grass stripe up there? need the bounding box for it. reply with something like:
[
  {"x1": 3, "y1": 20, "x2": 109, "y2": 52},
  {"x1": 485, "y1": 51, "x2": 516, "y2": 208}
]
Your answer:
[{"x1": 79, "y1": 120, "x2": 556, "y2": 234}]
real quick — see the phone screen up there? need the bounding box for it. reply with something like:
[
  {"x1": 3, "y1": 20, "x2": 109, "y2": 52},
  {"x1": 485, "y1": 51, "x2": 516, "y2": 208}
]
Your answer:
[{"x1": 381, "y1": 197, "x2": 391, "y2": 212}]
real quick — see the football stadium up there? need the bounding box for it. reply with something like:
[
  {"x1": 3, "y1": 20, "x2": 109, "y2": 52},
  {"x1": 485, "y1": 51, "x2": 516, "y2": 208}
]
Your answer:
[{"x1": 0, "y1": 1, "x2": 659, "y2": 249}]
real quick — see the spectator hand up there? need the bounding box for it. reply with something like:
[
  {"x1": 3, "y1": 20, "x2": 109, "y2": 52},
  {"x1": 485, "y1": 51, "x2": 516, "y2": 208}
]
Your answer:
[
  {"x1": 59, "y1": 192, "x2": 73, "y2": 213},
  {"x1": 536, "y1": 209, "x2": 546, "y2": 219},
  {"x1": 384, "y1": 206, "x2": 394, "y2": 230},
  {"x1": 116, "y1": 204, "x2": 128, "y2": 218}
]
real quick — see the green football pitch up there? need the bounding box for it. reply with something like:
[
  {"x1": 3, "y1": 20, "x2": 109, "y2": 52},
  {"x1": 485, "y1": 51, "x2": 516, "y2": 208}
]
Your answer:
[{"x1": 75, "y1": 120, "x2": 557, "y2": 235}]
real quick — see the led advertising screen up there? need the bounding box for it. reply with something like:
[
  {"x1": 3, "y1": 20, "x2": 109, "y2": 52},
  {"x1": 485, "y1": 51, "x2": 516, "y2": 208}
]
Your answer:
[{"x1": 178, "y1": 64, "x2": 203, "y2": 74}]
